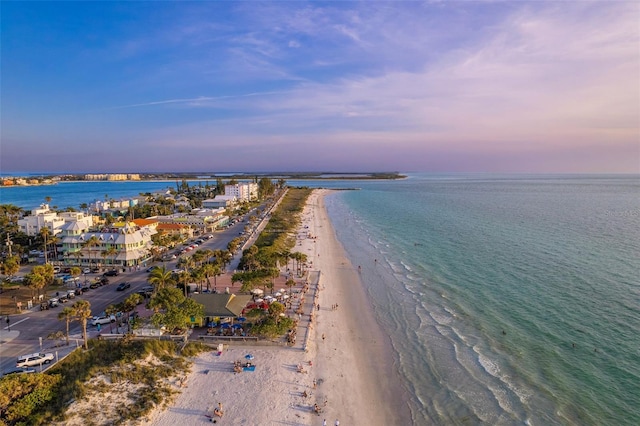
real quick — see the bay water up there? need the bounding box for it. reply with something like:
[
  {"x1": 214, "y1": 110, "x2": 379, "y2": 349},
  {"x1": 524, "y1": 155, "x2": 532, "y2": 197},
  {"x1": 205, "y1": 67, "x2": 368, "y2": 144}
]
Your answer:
[{"x1": 1, "y1": 174, "x2": 638, "y2": 424}]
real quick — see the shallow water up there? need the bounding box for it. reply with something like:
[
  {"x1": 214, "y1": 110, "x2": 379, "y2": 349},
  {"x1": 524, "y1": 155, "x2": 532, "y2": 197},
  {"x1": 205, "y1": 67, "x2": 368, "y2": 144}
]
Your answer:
[{"x1": 325, "y1": 174, "x2": 640, "y2": 425}]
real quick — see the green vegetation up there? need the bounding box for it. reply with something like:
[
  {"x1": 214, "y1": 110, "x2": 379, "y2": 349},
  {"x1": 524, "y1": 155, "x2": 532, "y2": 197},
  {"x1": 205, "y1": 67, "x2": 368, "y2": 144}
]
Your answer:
[
  {"x1": 235, "y1": 188, "x2": 312, "y2": 292},
  {"x1": 0, "y1": 340, "x2": 209, "y2": 426}
]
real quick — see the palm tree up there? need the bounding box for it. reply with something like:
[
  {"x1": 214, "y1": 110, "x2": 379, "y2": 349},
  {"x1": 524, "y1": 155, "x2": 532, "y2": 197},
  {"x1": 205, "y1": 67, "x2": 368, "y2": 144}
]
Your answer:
[
  {"x1": 105, "y1": 246, "x2": 117, "y2": 269},
  {"x1": 147, "y1": 266, "x2": 175, "y2": 293},
  {"x1": 84, "y1": 235, "x2": 100, "y2": 270},
  {"x1": 105, "y1": 304, "x2": 119, "y2": 333},
  {"x1": 71, "y1": 300, "x2": 92, "y2": 350},
  {"x1": 58, "y1": 307, "x2": 74, "y2": 345},
  {"x1": 48, "y1": 234, "x2": 60, "y2": 262},
  {"x1": 123, "y1": 293, "x2": 142, "y2": 332},
  {"x1": 40, "y1": 226, "x2": 51, "y2": 264}
]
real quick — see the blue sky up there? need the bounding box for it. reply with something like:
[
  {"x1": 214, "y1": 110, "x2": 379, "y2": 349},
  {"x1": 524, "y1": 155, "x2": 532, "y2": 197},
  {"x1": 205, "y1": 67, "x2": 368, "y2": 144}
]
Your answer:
[{"x1": 2, "y1": 1, "x2": 638, "y2": 173}]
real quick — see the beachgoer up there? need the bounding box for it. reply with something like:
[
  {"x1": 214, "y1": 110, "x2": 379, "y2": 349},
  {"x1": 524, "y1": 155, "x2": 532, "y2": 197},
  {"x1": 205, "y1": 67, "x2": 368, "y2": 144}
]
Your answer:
[
  {"x1": 313, "y1": 378, "x2": 317, "y2": 388},
  {"x1": 322, "y1": 333, "x2": 325, "y2": 341},
  {"x1": 335, "y1": 420, "x2": 339, "y2": 426},
  {"x1": 323, "y1": 419, "x2": 327, "y2": 426}
]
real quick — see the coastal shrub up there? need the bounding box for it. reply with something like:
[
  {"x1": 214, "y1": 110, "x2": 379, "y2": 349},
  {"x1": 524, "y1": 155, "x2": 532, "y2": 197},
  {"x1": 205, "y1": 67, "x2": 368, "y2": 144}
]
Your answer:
[
  {"x1": 6, "y1": 339, "x2": 190, "y2": 424},
  {"x1": 180, "y1": 342, "x2": 209, "y2": 357},
  {"x1": 250, "y1": 316, "x2": 296, "y2": 338},
  {"x1": 0, "y1": 373, "x2": 62, "y2": 425}
]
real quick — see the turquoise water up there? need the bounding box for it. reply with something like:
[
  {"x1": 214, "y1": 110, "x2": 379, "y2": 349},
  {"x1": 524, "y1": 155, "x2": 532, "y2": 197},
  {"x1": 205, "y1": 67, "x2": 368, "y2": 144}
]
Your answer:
[
  {"x1": 2, "y1": 174, "x2": 639, "y2": 424},
  {"x1": 325, "y1": 175, "x2": 639, "y2": 425}
]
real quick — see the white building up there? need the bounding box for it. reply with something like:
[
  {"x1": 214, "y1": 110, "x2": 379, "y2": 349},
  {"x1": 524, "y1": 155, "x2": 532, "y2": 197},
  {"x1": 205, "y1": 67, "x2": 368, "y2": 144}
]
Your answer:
[
  {"x1": 18, "y1": 204, "x2": 66, "y2": 236},
  {"x1": 224, "y1": 182, "x2": 258, "y2": 202}
]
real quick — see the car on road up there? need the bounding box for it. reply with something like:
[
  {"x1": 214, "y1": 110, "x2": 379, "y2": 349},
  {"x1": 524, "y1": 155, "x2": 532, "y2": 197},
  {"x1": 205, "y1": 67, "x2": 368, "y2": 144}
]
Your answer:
[
  {"x1": 48, "y1": 298, "x2": 59, "y2": 308},
  {"x1": 2, "y1": 367, "x2": 37, "y2": 377},
  {"x1": 89, "y1": 282, "x2": 101, "y2": 289},
  {"x1": 16, "y1": 352, "x2": 55, "y2": 368},
  {"x1": 116, "y1": 282, "x2": 131, "y2": 291},
  {"x1": 90, "y1": 315, "x2": 116, "y2": 326},
  {"x1": 103, "y1": 269, "x2": 119, "y2": 277},
  {"x1": 83, "y1": 268, "x2": 91, "y2": 274}
]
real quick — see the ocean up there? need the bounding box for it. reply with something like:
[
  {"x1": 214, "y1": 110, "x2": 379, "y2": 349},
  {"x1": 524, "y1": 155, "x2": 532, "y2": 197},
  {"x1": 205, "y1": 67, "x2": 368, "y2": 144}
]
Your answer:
[
  {"x1": 2, "y1": 174, "x2": 638, "y2": 424},
  {"x1": 324, "y1": 174, "x2": 640, "y2": 425}
]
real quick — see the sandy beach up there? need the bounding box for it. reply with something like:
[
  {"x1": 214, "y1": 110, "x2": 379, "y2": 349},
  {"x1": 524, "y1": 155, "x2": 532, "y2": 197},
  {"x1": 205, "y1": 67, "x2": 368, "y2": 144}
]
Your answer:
[{"x1": 143, "y1": 189, "x2": 407, "y2": 426}]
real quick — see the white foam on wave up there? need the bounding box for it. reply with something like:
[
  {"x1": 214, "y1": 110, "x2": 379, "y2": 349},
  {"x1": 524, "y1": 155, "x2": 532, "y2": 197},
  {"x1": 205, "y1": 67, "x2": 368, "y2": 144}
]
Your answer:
[
  {"x1": 476, "y1": 349, "x2": 501, "y2": 377},
  {"x1": 430, "y1": 311, "x2": 453, "y2": 325}
]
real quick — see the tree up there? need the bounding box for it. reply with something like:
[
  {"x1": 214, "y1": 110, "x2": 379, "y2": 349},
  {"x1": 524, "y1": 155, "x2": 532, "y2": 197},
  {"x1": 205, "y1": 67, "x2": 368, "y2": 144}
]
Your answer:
[
  {"x1": 147, "y1": 266, "x2": 175, "y2": 293},
  {"x1": 48, "y1": 234, "x2": 60, "y2": 262},
  {"x1": 105, "y1": 245, "x2": 117, "y2": 268},
  {"x1": 71, "y1": 300, "x2": 92, "y2": 350},
  {"x1": 70, "y1": 266, "x2": 82, "y2": 282},
  {"x1": 149, "y1": 287, "x2": 204, "y2": 333},
  {"x1": 123, "y1": 293, "x2": 142, "y2": 332},
  {"x1": 58, "y1": 307, "x2": 74, "y2": 345},
  {"x1": 105, "y1": 304, "x2": 119, "y2": 333},
  {"x1": 25, "y1": 272, "x2": 46, "y2": 299},
  {"x1": 40, "y1": 226, "x2": 51, "y2": 264},
  {"x1": 268, "y1": 301, "x2": 286, "y2": 323},
  {"x1": 1, "y1": 256, "x2": 20, "y2": 279},
  {"x1": 84, "y1": 235, "x2": 100, "y2": 270}
]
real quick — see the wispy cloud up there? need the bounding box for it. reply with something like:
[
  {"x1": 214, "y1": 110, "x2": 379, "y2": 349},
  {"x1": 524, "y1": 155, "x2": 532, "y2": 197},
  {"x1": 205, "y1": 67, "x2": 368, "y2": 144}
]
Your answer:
[{"x1": 107, "y1": 91, "x2": 284, "y2": 110}]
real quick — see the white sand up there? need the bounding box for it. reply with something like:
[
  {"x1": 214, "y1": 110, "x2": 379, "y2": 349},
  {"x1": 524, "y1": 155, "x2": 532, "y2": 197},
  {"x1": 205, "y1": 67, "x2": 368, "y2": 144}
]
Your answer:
[{"x1": 145, "y1": 189, "x2": 406, "y2": 426}]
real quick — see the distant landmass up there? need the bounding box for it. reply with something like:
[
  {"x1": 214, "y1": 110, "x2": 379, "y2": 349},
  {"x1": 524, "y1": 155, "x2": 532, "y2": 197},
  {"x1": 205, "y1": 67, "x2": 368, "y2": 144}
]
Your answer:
[{"x1": 1, "y1": 172, "x2": 406, "y2": 187}]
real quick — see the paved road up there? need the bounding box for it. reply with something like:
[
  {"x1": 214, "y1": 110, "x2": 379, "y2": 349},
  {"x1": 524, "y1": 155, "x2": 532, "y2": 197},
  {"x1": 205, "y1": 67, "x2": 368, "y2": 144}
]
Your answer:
[{"x1": 0, "y1": 192, "x2": 286, "y2": 375}]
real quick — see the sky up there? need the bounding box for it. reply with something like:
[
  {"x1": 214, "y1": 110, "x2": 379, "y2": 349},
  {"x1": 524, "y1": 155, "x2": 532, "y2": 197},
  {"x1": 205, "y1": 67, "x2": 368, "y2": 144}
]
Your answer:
[{"x1": 1, "y1": 1, "x2": 638, "y2": 174}]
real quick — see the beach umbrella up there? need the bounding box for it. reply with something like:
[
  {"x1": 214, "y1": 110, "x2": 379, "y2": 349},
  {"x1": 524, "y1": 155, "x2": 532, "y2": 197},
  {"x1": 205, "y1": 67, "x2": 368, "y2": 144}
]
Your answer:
[
  {"x1": 275, "y1": 292, "x2": 282, "y2": 297},
  {"x1": 221, "y1": 323, "x2": 231, "y2": 329},
  {"x1": 251, "y1": 289, "x2": 264, "y2": 295},
  {"x1": 232, "y1": 324, "x2": 243, "y2": 329},
  {"x1": 245, "y1": 354, "x2": 254, "y2": 360},
  {"x1": 283, "y1": 294, "x2": 290, "y2": 299},
  {"x1": 237, "y1": 317, "x2": 246, "y2": 322},
  {"x1": 255, "y1": 298, "x2": 264, "y2": 303}
]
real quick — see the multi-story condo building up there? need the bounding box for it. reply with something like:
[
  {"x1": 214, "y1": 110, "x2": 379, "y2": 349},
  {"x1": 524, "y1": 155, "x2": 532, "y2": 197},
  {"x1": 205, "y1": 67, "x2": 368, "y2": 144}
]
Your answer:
[
  {"x1": 224, "y1": 182, "x2": 258, "y2": 202},
  {"x1": 18, "y1": 204, "x2": 66, "y2": 236}
]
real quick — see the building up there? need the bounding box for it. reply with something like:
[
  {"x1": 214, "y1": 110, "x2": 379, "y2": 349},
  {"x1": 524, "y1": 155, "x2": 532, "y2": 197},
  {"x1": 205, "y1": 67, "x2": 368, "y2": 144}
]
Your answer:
[
  {"x1": 18, "y1": 204, "x2": 66, "y2": 236},
  {"x1": 59, "y1": 222, "x2": 155, "y2": 268},
  {"x1": 224, "y1": 182, "x2": 258, "y2": 202},
  {"x1": 154, "y1": 208, "x2": 229, "y2": 234},
  {"x1": 202, "y1": 195, "x2": 237, "y2": 209}
]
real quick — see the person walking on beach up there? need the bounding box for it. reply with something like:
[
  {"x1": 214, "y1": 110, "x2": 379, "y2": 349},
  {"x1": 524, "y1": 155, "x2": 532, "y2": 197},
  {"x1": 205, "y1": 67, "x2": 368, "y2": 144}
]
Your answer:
[
  {"x1": 322, "y1": 333, "x2": 326, "y2": 341},
  {"x1": 323, "y1": 419, "x2": 327, "y2": 426},
  {"x1": 335, "y1": 420, "x2": 339, "y2": 426}
]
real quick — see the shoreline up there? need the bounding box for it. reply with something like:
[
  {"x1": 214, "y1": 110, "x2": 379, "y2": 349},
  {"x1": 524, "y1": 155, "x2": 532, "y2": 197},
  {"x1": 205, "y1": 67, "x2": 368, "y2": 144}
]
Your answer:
[{"x1": 140, "y1": 188, "x2": 408, "y2": 425}]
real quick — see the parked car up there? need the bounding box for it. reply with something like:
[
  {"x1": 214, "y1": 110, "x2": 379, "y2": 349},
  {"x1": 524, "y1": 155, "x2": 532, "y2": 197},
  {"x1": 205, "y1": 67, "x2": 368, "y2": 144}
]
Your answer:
[
  {"x1": 90, "y1": 315, "x2": 116, "y2": 326},
  {"x1": 83, "y1": 268, "x2": 91, "y2": 274},
  {"x1": 116, "y1": 282, "x2": 131, "y2": 291},
  {"x1": 16, "y1": 352, "x2": 54, "y2": 368},
  {"x1": 2, "y1": 367, "x2": 37, "y2": 377},
  {"x1": 100, "y1": 277, "x2": 110, "y2": 285},
  {"x1": 103, "y1": 270, "x2": 119, "y2": 277},
  {"x1": 48, "y1": 298, "x2": 59, "y2": 308},
  {"x1": 89, "y1": 282, "x2": 101, "y2": 289},
  {"x1": 146, "y1": 266, "x2": 159, "y2": 273}
]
